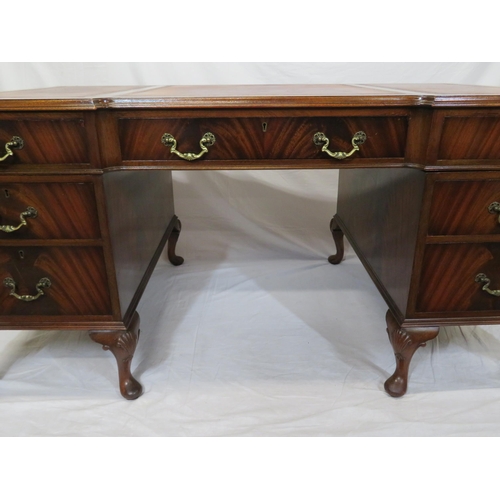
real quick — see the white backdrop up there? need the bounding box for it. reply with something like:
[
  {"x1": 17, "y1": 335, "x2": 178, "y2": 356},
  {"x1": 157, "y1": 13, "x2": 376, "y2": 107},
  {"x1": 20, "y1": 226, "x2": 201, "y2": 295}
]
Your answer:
[{"x1": 2, "y1": 63, "x2": 500, "y2": 439}]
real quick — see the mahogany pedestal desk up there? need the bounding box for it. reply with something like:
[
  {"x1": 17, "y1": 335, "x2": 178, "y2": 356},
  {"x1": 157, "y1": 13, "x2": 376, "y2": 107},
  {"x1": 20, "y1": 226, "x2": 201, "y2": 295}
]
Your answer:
[{"x1": 2, "y1": 84, "x2": 500, "y2": 399}]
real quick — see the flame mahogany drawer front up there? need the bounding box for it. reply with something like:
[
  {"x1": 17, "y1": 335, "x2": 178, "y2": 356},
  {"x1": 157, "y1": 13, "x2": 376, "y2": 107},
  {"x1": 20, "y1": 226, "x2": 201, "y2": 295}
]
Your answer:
[
  {"x1": 0, "y1": 246, "x2": 112, "y2": 316},
  {"x1": 0, "y1": 182, "x2": 100, "y2": 240},
  {"x1": 438, "y1": 113, "x2": 500, "y2": 160},
  {"x1": 118, "y1": 115, "x2": 408, "y2": 162},
  {"x1": 428, "y1": 179, "x2": 500, "y2": 236},
  {"x1": 0, "y1": 115, "x2": 89, "y2": 165},
  {"x1": 417, "y1": 243, "x2": 500, "y2": 314}
]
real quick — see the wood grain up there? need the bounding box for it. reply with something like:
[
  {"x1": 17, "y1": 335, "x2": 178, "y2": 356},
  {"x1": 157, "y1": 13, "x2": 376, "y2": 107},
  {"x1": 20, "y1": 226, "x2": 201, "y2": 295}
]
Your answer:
[
  {"x1": 0, "y1": 181, "x2": 100, "y2": 239},
  {"x1": 428, "y1": 179, "x2": 500, "y2": 235},
  {"x1": 0, "y1": 116, "x2": 88, "y2": 164},
  {"x1": 336, "y1": 167, "x2": 426, "y2": 318},
  {"x1": 0, "y1": 246, "x2": 111, "y2": 316},
  {"x1": 439, "y1": 115, "x2": 500, "y2": 160},
  {"x1": 417, "y1": 243, "x2": 500, "y2": 313},
  {"x1": 118, "y1": 115, "x2": 408, "y2": 162}
]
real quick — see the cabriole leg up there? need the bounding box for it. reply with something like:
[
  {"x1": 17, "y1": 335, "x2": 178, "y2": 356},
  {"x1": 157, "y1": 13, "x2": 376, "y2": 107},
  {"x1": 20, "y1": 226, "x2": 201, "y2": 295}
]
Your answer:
[
  {"x1": 328, "y1": 215, "x2": 345, "y2": 265},
  {"x1": 90, "y1": 311, "x2": 143, "y2": 400},
  {"x1": 168, "y1": 217, "x2": 184, "y2": 266},
  {"x1": 384, "y1": 309, "x2": 439, "y2": 398}
]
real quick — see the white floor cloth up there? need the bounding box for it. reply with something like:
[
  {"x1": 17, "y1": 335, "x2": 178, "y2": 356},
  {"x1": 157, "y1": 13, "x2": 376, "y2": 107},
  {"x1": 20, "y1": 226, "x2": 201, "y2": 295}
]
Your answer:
[{"x1": 2, "y1": 170, "x2": 500, "y2": 436}]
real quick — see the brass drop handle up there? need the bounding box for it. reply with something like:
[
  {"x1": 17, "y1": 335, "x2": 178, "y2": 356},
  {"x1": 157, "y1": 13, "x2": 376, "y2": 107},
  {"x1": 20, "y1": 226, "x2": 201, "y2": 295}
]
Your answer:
[
  {"x1": 314, "y1": 131, "x2": 367, "y2": 160},
  {"x1": 475, "y1": 273, "x2": 500, "y2": 296},
  {"x1": 3, "y1": 276, "x2": 51, "y2": 302},
  {"x1": 161, "y1": 132, "x2": 216, "y2": 161},
  {"x1": 0, "y1": 136, "x2": 24, "y2": 162},
  {"x1": 0, "y1": 206, "x2": 38, "y2": 233},
  {"x1": 488, "y1": 202, "x2": 500, "y2": 223}
]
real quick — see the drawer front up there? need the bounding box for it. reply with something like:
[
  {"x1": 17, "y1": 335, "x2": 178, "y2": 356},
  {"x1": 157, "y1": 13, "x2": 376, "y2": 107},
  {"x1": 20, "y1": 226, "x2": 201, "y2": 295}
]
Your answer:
[
  {"x1": 0, "y1": 246, "x2": 111, "y2": 316},
  {"x1": 0, "y1": 182, "x2": 100, "y2": 240},
  {"x1": 438, "y1": 116, "x2": 500, "y2": 160},
  {"x1": 428, "y1": 179, "x2": 500, "y2": 236},
  {"x1": 118, "y1": 116, "x2": 408, "y2": 162},
  {"x1": 417, "y1": 243, "x2": 500, "y2": 313},
  {"x1": 0, "y1": 118, "x2": 89, "y2": 164}
]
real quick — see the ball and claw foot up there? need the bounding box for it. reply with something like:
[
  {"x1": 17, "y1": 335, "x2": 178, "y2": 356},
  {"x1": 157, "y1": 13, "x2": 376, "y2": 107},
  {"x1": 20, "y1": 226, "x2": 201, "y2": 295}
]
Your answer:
[
  {"x1": 384, "y1": 309, "x2": 439, "y2": 397},
  {"x1": 328, "y1": 216, "x2": 345, "y2": 265},
  {"x1": 168, "y1": 218, "x2": 184, "y2": 266},
  {"x1": 90, "y1": 311, "x2": 143, "y2": 400}
]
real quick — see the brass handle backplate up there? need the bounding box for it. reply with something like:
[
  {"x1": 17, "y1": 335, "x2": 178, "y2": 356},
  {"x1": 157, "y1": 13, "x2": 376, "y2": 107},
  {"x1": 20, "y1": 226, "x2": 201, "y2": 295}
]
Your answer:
[
  {"x1": 0, "y1": 136, "x2": 24, "y2": 162},
  {"x1": 3, "y1": 277, "x2": 51, "y2": 302},
  {"x1": 488, "y1": 202, "x2": 500, "y2": 223},
  {"x1": 475, "y1": 273, "x2": 500, "y2": 296},
  {"x1": 0, "y1": 206, "x2": 38, "y2": 233},
  {"x1": 313, "y1": 131, "x2": 367, "y2": 160},
  {"x1": 161, "y1": 132, "x2": 216, "y2": 161}
]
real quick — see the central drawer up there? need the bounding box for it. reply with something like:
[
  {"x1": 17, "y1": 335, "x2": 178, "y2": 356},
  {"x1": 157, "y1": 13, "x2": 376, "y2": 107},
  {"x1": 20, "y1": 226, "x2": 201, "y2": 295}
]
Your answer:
[
  {"x1": 118, "y1": 115, "x2": 408, "y2": 162},
  {"x1": 0, "y1": 246, "x2": 111, "y2": 316},
  {"x1": 0, "y1": 181, "x2": 100, "y2": 240}
]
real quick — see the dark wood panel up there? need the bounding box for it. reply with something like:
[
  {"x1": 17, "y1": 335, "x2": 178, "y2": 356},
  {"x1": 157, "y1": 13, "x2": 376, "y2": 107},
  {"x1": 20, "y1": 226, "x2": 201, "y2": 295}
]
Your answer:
[
  {"x1": 439, "y1": 116, "x2": 500, "y2": 160},
  {"x1": 95, "y1": 110, "x2": 122, "y2": 167},
  {"x1": 118, "y1": 116, "x2": 408, "y2": 162},
  {"x1": 405, "y1": 108, "x2": 433, "y2": 165},
  {"x1": 337, "y1": 168, "x2": 426, "y2": 317},
  {"x1": 0, "y1": 117, "x2": 88, "y2": 164},
  {"x1": 0, "y1": 182, "x2": 100, "y2": 239},
  {"x1": 103, "y1": 170, "x2": 175, "y2": 319},
  {"x1": 0, "y1": 246, "x2": 111, "y2": 316},
  {"x1": 428, "y1": 179, "x2": 500, "y2": 235},
  {"x1": 417, "y1": 243, "x2": 500, "y2": 313}
]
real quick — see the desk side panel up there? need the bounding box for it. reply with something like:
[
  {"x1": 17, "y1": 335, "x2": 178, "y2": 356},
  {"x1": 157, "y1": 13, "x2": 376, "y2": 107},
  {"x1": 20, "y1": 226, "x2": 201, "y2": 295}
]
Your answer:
[
  {"x1": 336, "y1": 168, "x2": 426, "y2": 318},
  {"x1": 103, "y1": 170, "x2": 175, "y2": 321}
]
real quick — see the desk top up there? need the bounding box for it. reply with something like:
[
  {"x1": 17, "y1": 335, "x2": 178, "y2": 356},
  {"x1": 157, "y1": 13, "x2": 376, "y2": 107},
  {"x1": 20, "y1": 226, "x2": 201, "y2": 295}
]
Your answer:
[{"x1": 1, "y1": 84, "x2": 500, "y2": 110}]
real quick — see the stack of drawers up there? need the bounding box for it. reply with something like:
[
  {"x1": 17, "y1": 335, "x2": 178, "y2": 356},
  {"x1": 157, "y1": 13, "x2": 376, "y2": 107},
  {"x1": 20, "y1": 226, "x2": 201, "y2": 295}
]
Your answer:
[
  {"x1": 0, "y1": 114, "x2": 113, "y2": 325},
  {"x1": 416, "y1": 173, "x2": 500, "y2": 318},
  {"x1": 411, "y1": 109, "x2": 500, "y2": 322}
]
